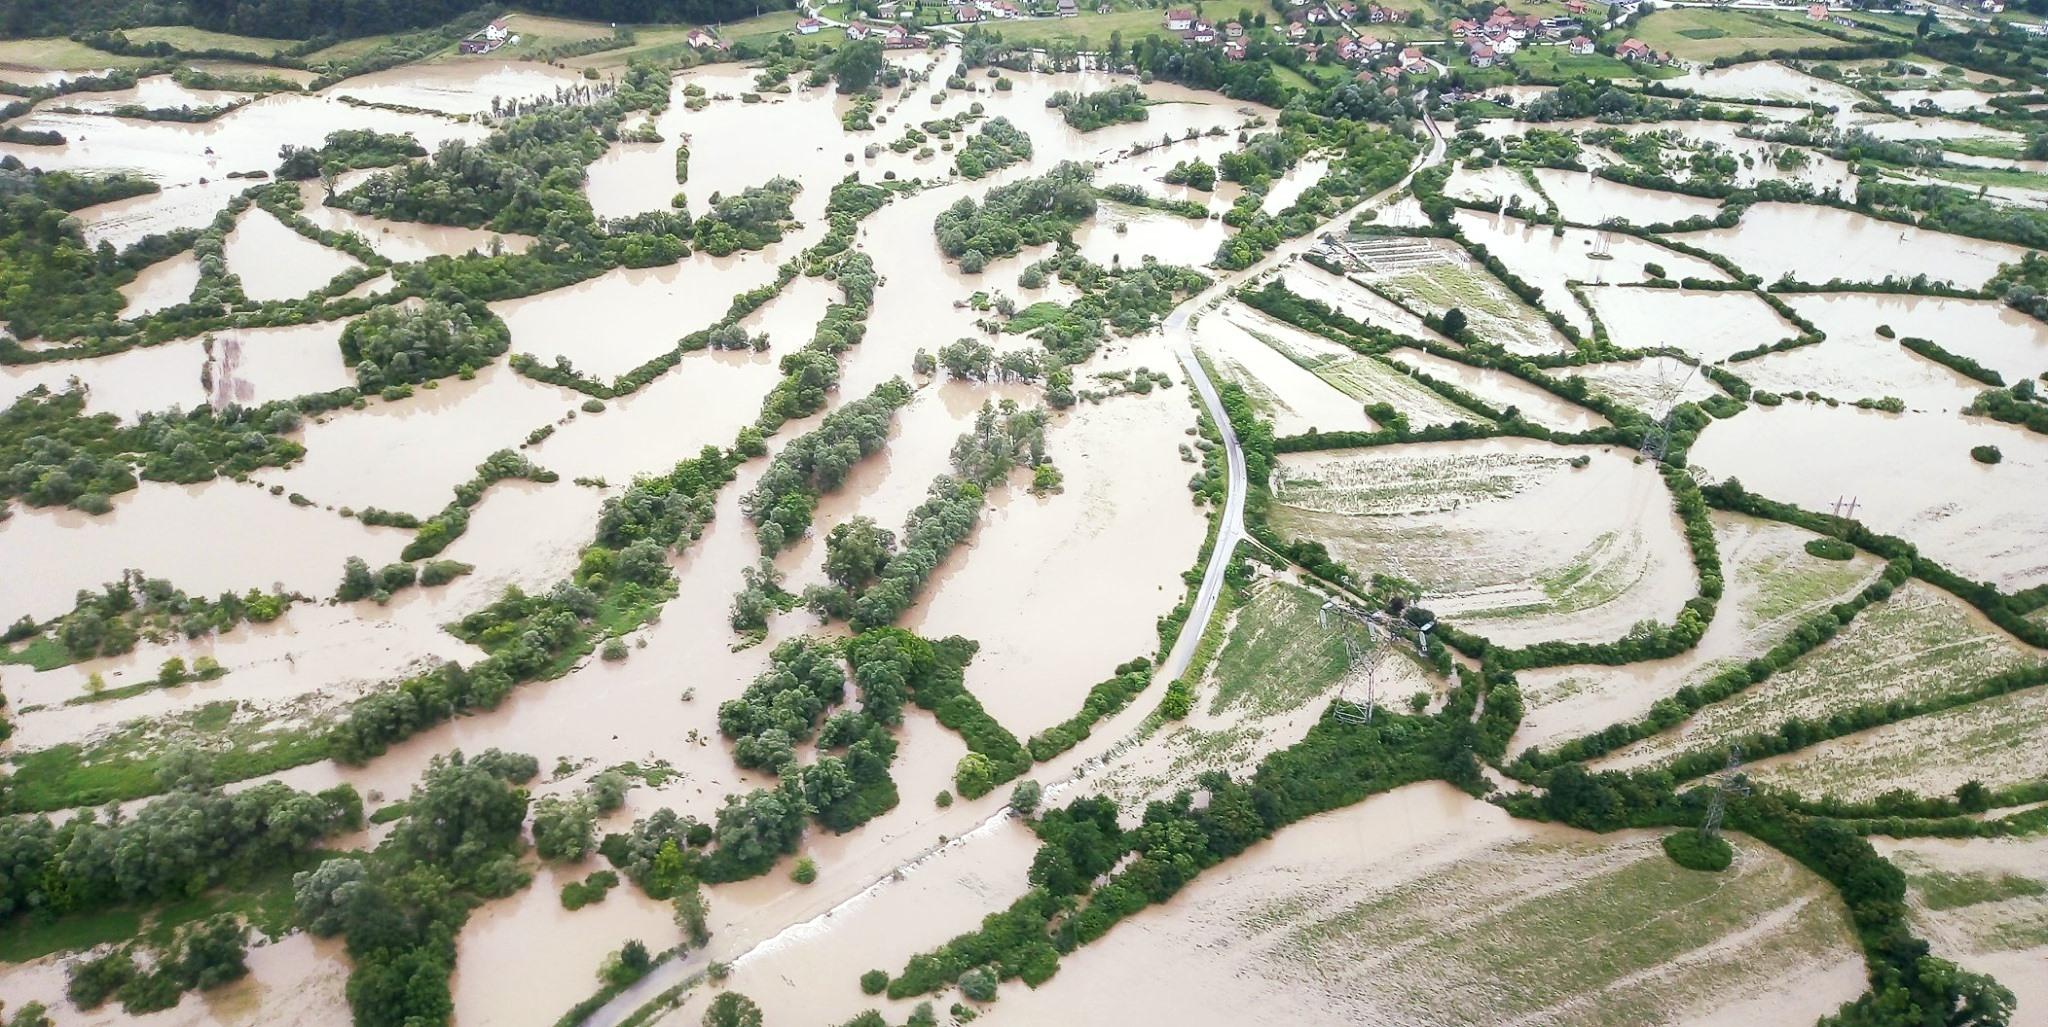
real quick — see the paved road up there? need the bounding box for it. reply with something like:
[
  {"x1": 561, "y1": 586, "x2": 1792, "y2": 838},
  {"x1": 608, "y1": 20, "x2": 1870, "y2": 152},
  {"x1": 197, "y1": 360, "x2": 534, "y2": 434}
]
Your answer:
[{"x1": 1163, "y1": 110, "x2": 1444, "y2": 673}]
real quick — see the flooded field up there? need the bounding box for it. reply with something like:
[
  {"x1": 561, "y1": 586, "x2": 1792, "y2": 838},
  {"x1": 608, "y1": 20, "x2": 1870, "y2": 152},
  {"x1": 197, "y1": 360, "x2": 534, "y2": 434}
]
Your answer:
[
  {"x1": 976, "y1": 784, "x2": 1866, "y2": 1027},
  {"x1": 6, "y1": 32, "x2": 2047, "y2": 1027},
  {"x1": 1690, "y1": 404, "x2": 2048, "y2": 591},
  {"x1": 1512, "y1": 512, "x2": 1886, "y2": 759},
  {"x1": 1269, "y1": 440, "x2": 1697, "y2": 647},
  {"x1": 1683, "y1": 202, "x2": 2031, "y2": 287}
]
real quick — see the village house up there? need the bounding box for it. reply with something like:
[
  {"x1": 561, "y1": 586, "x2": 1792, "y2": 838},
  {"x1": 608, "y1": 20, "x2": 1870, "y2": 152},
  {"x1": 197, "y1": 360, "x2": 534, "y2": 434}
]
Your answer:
[
  {"x1": 1165, "y1": 7, "x2": 1195, "y2": 29},
  {"x1": 844, "y1": 21, "x2": 870, "y2": 39},
  {"x1": 1056, "y1": 0, "x2": 1079, "y2": 17},
  {"x1": 955, "y1": 5, "x2": 981, "y2": 21},
  {"x1": 1469, "y1": 43, "x2": 1496, "y2": 66},
  {"x1": 1806, "y1": 3, "x2": 1827, "y2": 18},
  {"x1": 1287, "y1": 20, "x2": 1310, "y2": 38},
  {"x1": 796, "y1": 16, "x2": 824, "y2": 32},
  {"x1": 1335, "y1": 35, "x2": 1361, "y2": 60},
  {"x1": 1368, "y1": 4, "x2": 1391, "y2": 22},
  {"x1": 1568, "y1": 34, "x2": 1595, "y2": 54},
  {"x1": 1615, "y1": 36, "x2": 1651, "y2": 61},
  {"x1": 1298, "y1": 41, "x2": 1321, "y2": 59},
  {"x1": 1450, "y1": 17, "x2": 1478, "y2": 36},
  {"x1": 685, "y1": 27, "x2": 725, "y2": 49},
  {"x1": 1224, "y1": 38, "x2": 1249, "y2": 58},
  {"x1": 460, "y1": 17, "x2": 511, "y2": 54},
  {"x1": 1565, "y1": 0, "x2": 1586, "y2": 13},
  {"x1": 1400, "y1": 44, "x2": 1428, "y2": 71},
  {"x1": 1225, "y1": 20, "x2": 1245, "y2": 37},
  {"x1": 1492, "y1": 33, "x2": 1519, "y2": 52}
]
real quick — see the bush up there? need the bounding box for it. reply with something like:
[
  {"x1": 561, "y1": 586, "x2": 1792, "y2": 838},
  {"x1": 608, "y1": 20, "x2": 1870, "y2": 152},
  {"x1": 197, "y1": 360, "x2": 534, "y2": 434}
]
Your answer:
[
  {"x1": 1662, "y1": 831, "x2": 1733, "y2": 872},
  {"x1": 703, "y1": 992, "x2": 762, "y2": 1027},
  {"x1": 1971, "y1": 445, "x2": 2003, "y2": 464},
  {"x1": 791, "y1": 855, "x2": 818, "y2": 884},
  {"x1": 1009, "y1": 780, "x2": 1042, "y2": 815},
  {"x1": 1804, "y1": 537, "x2": 1856, "y2": 561},
  {"x1": 935, "y1": 790, "x2": 953, "y2": 808},
  {"x1": 958, "y1": 966, "x2": 998, "y2": 1002},
  {"x1": 861, "y1": 969, "x2": 890, "y2": 995}
]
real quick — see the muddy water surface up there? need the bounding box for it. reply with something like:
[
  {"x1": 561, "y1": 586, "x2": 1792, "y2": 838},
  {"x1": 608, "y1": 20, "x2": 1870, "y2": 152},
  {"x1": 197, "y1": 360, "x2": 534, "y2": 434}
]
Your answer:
[
  {"x1": 1684, "y1": 201, "x2": 2030, "y2": 287},
  {"x1": 1691, "y1": 403, "x2": 2048, "y2": 591},
  {"x1": 222, "y1": 206, "x2": 363, "y2": 301}
]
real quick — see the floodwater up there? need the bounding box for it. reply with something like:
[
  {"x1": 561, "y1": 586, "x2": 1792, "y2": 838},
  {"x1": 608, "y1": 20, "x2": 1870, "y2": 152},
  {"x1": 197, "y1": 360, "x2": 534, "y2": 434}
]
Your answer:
[
  {"x1": 1, "y1": 319, "x2": 352, "y2": 422},
  {"x1": 1270, "y1": 438, "x2": 1698, "y2": 648},
  {"x1": 1071, "y1": 202, "x2": 1229, "y2": 269},
  {"x1": 265, "y1": 362, "x2": 584, "y2": 514},
  {"x1": 1511, "y1": 511, "x2": 1885, "y2": 759},
  {"x1": 491, "y1": 250, "x2": 790, "y2": 381},
  {"x1": 1663, "y1": 61, "x2": 1870, "y2": 111},
  {"x1": 293, "y1": 181, "x2": 536, "y2": 263},
  {"x1": 1784, "y1": 292, "x2": 2048, "y2": 388},
  {"x1": 1385, "y1": 348, "x2": 1608, "y2": 432},
  {"x1": 1531, "y1": 166, "x2": 1724, "y2": 226},
  {"x1": 1564, "y1": 353, "x2": 1723, "y2": 417},
  {"x1": 973, "y1": 783, "x2": 1865, "y2": 1027},
  {"x1": 332, "y1": 60, "x2": 594, "y2": 116},
  {"x1": 1584, "y1": 286, "x2": 1796, "y2": 363},
  {"x1": 9, "y1": 599, "x2": 479, "y2": 751},
  {"x1": 0, "y1": 479, "x2": 407, "y2": 621},
  {"x1": 222, "y1": 206, "x2": 364, "y2": 302},
  {"x1": 1453, "y1": 207, "x2": 1731, "y2": 334},
  {"x1": 1195, "y1": 305, "x2": 1378, "y2": 437},
  {"x1": 1683, "y1": 202, "x2": 2031, "y2": 288},
  {"x1": 1690, "y1": 403, "x2": 2048, "y2": 591},
  {"x1": 118, "y1": 250, "x2": 202, "y2": 318},
  {"x1": 54, "y1": 74, "x2": 249, "y2": 114}
]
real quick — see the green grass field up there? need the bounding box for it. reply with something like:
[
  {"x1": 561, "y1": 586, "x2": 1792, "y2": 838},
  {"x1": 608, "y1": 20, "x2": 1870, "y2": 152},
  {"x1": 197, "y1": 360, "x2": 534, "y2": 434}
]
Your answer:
[
  {"x1": 978, "y1": 7, "x2": 1184, "y2": 48},
  {"x1": 1206, "y1": 581, "x2": 1370, "y2": 717},
  {"x1": 302, "y1": 33, "x2": 412, "y2": 63},
  {"x1": 122, "y1": 25, "x2": 296, "y2": 55},
  {"x1": 1614, "y1": 8, "x2": 1876, "y2": 62},
  {"x1": 0, "y1": 37, "x2": 154, "y2": 71},
  {"x1": 1510, "y1": 47, "x2": 1670, "y2": 83}
]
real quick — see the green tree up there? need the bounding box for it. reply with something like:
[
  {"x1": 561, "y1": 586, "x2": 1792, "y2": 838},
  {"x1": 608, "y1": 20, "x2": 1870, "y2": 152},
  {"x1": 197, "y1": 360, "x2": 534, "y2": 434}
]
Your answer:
[
  {"x1": 703, "y1": 992, "x2": 764, "y2": 1027},
  {"x1": 829, "y1": 39, "x2": 886, "y2": 93}
]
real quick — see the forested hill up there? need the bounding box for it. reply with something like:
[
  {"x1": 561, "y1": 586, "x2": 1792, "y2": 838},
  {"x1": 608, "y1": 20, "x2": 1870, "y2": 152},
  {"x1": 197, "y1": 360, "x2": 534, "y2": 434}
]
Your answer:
[{"x1": 3, "y1": 0, "x2": 793, "y2": 42}]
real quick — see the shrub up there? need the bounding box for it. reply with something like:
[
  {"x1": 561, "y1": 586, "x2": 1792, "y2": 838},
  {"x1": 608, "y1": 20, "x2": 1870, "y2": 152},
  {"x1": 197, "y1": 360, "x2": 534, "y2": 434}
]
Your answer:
[
  {"x1": 958, "y1": 966, "x2": 998, "y2": 1002},
  {"x1": 861, "y1": 969, "x2": 890, "y2": 995},
  {"x1": 1009, "y1": 780, "x2": 1042, "y2": 815},
  {"x1": 791, "y1": 855, "x2": 818, "y2": 884},
  {"x1": 935, "y1": 790, "x2": 953, "y2": 808},
  {"x1": 1971, "y1": 445, "x2": 2003, "y2": 464},
  {"x1": 1662, "y1": 831, "x2": 1733, "y2": 872},
  {"x1": 1804, "y1": 537, "x2": 1856, "y2": 561}
]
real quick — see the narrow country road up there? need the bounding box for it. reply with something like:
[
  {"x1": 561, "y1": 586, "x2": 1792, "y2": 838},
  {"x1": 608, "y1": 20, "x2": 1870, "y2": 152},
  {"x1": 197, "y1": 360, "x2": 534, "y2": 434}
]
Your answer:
[
  {"x1": 579, "y1": 104, "x2": 1448, "y2": 1027},
  {"x1": 1165, "y1": 110, "x2": 1445, "y2": 681}
]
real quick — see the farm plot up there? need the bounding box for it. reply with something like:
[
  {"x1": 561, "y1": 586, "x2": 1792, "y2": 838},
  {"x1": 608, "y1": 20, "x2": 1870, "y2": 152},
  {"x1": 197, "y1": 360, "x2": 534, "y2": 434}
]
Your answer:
[
  {"x1": 1513, "y1": 511, "x2": 1885, "y2": 759},
  {"x1": 1745, "y1": 684, "x2": 2048, "y2": 803},
  {"x1": 982, "y1": 788, "x2": 1867, "y2": 1027},
  {"x1": 1194, "y1": 311, "x2": 1378, "y2": 437},
  {"x1": 1384, "y1": 349, "x2": 1608, "y2": 433},
  {"x1": 1353, "y1": 238, "x2": 1576, "y2": 356},
  {"x1": 1595, "y1": 580, "x2": 2046, "y2": 772},
  {"x1": 1225, "y1": 306, "x2": 1484, "y2": 428},
  {"x1": 1564, "y1": 354, "x2": 1725, "y2": 417},
  {"x1": 1269, "y1": 440, "x2": 1696, "y2": 647},
  {"x1": 1583, "y1": 287, "x2": 1795, "y2": 364}
]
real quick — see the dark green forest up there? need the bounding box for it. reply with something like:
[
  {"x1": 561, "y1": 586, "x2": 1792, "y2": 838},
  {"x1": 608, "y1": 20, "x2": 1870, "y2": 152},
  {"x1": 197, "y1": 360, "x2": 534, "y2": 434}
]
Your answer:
[{"x1": 2, "y1": 0, "x2": 792, "y2": 42}]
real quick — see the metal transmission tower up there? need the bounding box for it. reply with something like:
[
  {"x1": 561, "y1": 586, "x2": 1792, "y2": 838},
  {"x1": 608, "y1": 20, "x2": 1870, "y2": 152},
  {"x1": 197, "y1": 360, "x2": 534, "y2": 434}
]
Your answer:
[
  {"x1": 1830, "y1": 495, "x2": 1861, "y2": 519},
  {"x1": 1321, "y1": 600, "x2": 1390, "y2": 725},
  {"x1": 1700, "y1": 747, "x2": 1751, "y2": 841},
  {"x1": 1638, "y1": 362, "x2": 1699, "y2": 462}
]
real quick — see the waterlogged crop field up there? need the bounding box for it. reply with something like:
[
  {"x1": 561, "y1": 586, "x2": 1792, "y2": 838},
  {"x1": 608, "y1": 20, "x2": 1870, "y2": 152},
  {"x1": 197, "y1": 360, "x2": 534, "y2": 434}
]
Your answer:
[{"x1": 2, "y1": 16, "x2": 2047, "y2": 1027}]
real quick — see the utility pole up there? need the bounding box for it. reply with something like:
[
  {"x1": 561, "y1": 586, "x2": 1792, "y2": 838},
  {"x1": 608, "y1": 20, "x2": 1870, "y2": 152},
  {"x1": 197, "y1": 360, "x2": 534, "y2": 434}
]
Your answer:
[
  {"x1": 1638, "y1": 362, "x2": 1696, "y2": 462},
  {"x1": 1830, "y1": 495, "x2": 1860, "y2": 519},
  {"x1": 1700, "y1": 746, "x2": 1750, "y2": 842}
]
